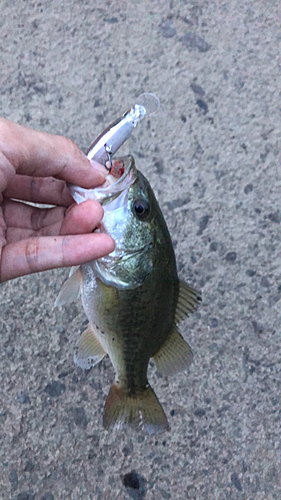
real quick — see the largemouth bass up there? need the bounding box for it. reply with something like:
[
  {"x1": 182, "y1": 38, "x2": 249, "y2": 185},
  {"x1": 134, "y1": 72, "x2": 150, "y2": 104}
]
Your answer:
[{"x1": 56, "y1": 102, "x2": 201, "y2": 433}]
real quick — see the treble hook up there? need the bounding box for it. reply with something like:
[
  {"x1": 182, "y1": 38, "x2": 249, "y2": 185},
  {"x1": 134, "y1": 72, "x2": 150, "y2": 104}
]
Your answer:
[{"x1": 104, "y1": 144, "x2": 113, "y2": 172}]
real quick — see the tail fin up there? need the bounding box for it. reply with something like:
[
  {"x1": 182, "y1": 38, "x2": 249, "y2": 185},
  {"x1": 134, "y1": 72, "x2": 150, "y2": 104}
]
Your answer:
[{"x1": 103, "y1": 383, "x2": 169, "y2": 434}]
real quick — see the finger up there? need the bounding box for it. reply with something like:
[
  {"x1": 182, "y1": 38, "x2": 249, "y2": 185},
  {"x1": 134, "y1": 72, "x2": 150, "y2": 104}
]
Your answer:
[
  {"x1": 4, "y1": 199, "x2": 104, "y2": 240},
  {"x1": 60, "y1": 200, "x2": 104, "y2": 235},
  {"x1": 0, "y1": 233, "x2": 115, "y2": 282},
  {"x1": 3, "y1": 175, "x2": 73, "y2": 207},
  {"x1": 5, "y1": 228, "x2": 35, "y2": 243},
  {"x1": 0, "y1": 118, "x2": 108, "y2": 194},
  {"x1": 3, "y1": 198, "x2": 66, "y2": 232}
]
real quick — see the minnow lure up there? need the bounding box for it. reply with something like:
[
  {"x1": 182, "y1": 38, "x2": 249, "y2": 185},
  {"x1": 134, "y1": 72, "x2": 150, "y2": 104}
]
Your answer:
[{"x1": 68, "y1": 93, "x2": 160, "y2": 204}]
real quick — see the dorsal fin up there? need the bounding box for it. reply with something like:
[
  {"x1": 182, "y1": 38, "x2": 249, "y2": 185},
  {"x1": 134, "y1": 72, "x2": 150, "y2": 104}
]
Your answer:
[
  {"x1": 74, "y1": 325, "x2": 107, "y2": 370},
  {"x1": 153, "y1": 325, "x2": 193, "y2": 376},
  {"x1": 175, "y1": 281, "x2": 202, "y2": 323}
]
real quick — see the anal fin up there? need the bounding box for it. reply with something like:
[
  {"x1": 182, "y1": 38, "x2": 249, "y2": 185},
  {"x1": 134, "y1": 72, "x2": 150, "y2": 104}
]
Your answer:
[
  {"x1": 153, "y1": 325, "x2": 193, "y2": 376},
  {"x1": 74, "y1": 325, "x2": 107, "y2": 370},
  {"x1": 103, "y1": 383, "x2": 169, "y2": 434}
]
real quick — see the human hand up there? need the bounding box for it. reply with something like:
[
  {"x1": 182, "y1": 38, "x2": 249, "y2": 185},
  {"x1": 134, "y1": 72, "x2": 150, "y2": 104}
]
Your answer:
[{"x1": 0, "y1": 119, "x2": 115, "y2": 282}]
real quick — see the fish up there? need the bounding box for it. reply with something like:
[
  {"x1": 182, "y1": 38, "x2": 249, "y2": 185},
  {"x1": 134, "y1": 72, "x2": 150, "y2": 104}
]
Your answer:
[{"x1": 56, "y1": 100, "x2": 201, "y2": 433}]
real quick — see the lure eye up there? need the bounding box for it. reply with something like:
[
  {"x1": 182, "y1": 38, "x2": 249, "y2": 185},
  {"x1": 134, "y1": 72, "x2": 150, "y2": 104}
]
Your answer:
[{"x1": 133, "y1": 198, "x2": 150, "y2": 220}]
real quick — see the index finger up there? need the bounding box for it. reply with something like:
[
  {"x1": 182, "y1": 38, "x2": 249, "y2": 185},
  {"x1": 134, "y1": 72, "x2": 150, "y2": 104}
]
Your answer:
[{"x1": 0, "y1": 118, "x2": 107, "y2": 193}]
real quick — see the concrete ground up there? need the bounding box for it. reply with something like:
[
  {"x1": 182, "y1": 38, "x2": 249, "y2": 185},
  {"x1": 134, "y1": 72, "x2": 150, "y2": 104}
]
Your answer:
[{"x1": 0, "y1": 1, "x2": 280, "y2": 499}]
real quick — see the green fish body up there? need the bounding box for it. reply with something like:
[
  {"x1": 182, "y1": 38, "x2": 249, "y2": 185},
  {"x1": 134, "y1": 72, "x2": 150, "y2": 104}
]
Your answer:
[{"x1": 56, "y1": 155, "x2": 201, "y2": 433}]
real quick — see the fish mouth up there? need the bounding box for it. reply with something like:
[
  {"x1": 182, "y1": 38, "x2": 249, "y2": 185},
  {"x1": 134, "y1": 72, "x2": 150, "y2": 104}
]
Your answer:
[
  {"x1": 94, "y1": 155, "x2": 138, "y2": 204},
  {"x1": 68, "y1": 155, "x2": 137, "y2": 205}
]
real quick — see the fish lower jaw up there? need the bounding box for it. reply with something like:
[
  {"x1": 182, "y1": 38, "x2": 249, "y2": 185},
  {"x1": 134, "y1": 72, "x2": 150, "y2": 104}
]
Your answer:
[
  {"x1": 93, "y1": 260, "x2": 148, "y2": 290},
  {"x1": 100, "y1": 243, "x2": 152, "y2": 261}
]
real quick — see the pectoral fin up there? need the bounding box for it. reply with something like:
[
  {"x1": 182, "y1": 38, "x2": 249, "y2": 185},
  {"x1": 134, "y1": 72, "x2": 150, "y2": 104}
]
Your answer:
[
  {"x1": 153, "y1": 325, "x2": 193, "y2": 376},
  {"x1": 74, "y1": 325, "x2": 107, "y2": 370},
  {"x1": 54, "y1": 267, "x2": 82, "y2": 307},
  {"x1": 175, "y1": 281, "x2": 202, "y2": 323}
]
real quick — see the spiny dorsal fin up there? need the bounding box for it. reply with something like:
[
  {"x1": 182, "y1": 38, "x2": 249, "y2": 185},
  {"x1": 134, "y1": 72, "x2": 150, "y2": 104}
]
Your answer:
[
  {"x1": 175, "y1": 281, "x2": 202, "y2": 323},
  {"x1": 54, "y1": 267, "x2": 82, "y2": 307},
  {"x1": 74, "y1": 325, "x2": 107, "y2": 370},
  {"x1": 153, "y1": 325, "x2": 193, "y2": 376},
  {"x1": 103, "y1": 382, "x2": 169, "y2": 434}
]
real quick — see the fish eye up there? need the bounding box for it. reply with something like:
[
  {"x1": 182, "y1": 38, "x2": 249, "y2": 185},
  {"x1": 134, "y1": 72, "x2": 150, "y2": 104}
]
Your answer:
[{"x1": 133, "y1": 198, "x2": 150, "y2": 220}]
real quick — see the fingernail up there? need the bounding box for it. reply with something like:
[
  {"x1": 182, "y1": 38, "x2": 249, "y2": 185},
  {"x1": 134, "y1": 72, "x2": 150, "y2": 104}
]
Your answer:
[{"x1": 89, "y1": 159, "x2": 109, "y2": 175}]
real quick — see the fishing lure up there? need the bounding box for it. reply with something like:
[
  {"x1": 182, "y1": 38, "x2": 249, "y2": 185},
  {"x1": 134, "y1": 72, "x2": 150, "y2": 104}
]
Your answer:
[{"x1": 68, "y1": 93, "x2": 160, "y2": 204}]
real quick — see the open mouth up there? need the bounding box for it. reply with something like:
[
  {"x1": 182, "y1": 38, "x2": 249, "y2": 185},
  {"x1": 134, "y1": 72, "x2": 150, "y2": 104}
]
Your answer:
[
  {"x1": 68, "y1": 155, "x2": 137, "y2": 205},
  {"x1": 105, "y1": 158, "x2": 127, "y2": 181},
  {"x1": 93, "y1": 155, "x2": 138, "y2": 204}
]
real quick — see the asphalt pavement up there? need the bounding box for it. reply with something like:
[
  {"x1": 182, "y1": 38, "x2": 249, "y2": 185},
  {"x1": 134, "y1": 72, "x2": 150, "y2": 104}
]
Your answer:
[{"x1": 0, "y1": 1, "x2": 280, "y2": 499}]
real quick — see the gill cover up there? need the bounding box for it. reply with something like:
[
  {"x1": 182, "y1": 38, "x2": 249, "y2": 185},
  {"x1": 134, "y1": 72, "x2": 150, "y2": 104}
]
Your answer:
[{"x1": 90, "y1": 155, "x2": 156, "y2": 290}]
